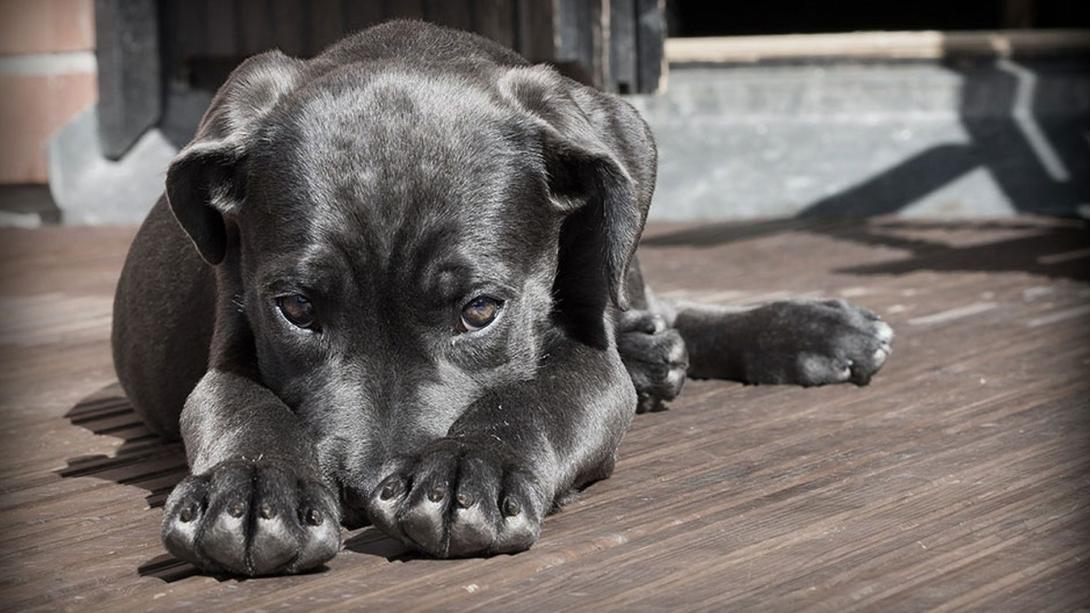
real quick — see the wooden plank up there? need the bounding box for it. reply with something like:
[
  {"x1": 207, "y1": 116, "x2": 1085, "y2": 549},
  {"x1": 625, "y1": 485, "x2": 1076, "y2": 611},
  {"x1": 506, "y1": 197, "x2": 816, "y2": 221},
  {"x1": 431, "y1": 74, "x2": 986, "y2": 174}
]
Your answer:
[
  {"x1": 516, "y1": 0, "x2": 554, "y2": 63},
  {"x1": 473, "y1": 0, "x2": 517, "y2": 48},
  {"x1": 424, "y1": 0, "x2": 472, "y2": 32},
  {"x1": 0, "y1": 218, "x2": 1087, "y2": 609},
  {"x1": 664, "y1": 29, "x2": 1090, "y2": 64},
  {"x1": 268, "y1": 0, "x2": 306, "y2": 56},
  {"x1": 93, "y1": 0, "x2": 161, "y2": 159},
  {"x1": 162, "y1": 0, "x2": 205, "y2": 61},
  {"x1": 383, "y1": 0, "x2": 425, "y2": 20},
  {"x1": 236, "y1": 0, "x2": 275, "y2": 55},
  {"x1": 610, "y1": 0, "x2": 638, "y2": 93},
  {"x1": 1004, "y1": 0, "x2": 1036, "y2": 28},
  {"x1": 552, "y1": 0, "x2": 602, "y2": 87},
  {"x1": 344, "y1": 1, "x2": 385, "y2": 35},
  {"x1": 204, "y1": 0, "x2": 239, "y2": 57},
  {"x1": 307, "y1": 0, "x2": 346, "y2": 55},
  {"x1": 635, "y1": 0, "x2": 665, "y2": 92}
]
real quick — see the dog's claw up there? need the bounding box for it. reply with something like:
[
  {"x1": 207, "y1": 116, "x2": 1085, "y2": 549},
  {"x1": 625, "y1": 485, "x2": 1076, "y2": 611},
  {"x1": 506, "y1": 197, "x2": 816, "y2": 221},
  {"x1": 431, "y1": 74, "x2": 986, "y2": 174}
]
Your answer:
[{"x1": 379, "y1": 478, "x2": 403, "y2": 500}]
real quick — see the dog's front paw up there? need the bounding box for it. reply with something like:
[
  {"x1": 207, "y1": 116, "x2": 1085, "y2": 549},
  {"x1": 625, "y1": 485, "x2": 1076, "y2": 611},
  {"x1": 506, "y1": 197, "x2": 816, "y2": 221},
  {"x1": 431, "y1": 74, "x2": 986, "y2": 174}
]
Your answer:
[
  {"x1": 368, "y1": 439, "x2": 547, "y2": 558},
  {"x1": 162, "y1": 459, "x2": 340, "y2": 576},
  {"x1": 747, "y1": 299, "x2": 894, "y2": 386},
  {"x1": 617, "y1": 310, "x2": 689, "y2": 412}
]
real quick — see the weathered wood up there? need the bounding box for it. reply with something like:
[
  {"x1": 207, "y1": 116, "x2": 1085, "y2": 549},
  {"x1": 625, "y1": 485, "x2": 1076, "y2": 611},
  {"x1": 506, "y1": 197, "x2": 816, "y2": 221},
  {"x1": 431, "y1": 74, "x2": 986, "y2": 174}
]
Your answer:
[
  {"x1": 425, "y1": 0, "x2": 472, "y2": 31},
  {"x1": 384, "y1": 0, "x2": 425, "y2": 20},
  {"x1": 635, "y1": 0, "x2": 665, "y2": 92},
  {"x1": 1004, "y1": 0, "x2": 1036, "y2": 28},
  {"x1": 516, "y1": 0, "x2": 555, "y2": 63},
  {"x1": 268, "y1": 0, "x2": 306, "y2": 56},
  {"x1": 203, "y1": 0, "x2": 238, "y2": 57},
  {"x1": 236, "y1": 0, "x2": 275, "y2": 55},
  {"x1": 473, "y1": 0, "x2": 517, "y2": 48},
  {"x1": 0, "y1": 218, "x2": 1086, "y2": 609},
  {"x1": 343, "y1": 0, "x2": 384, "y2": 35},
  {"x1": 664, "y1": 29, "x2": 1090, "y2": 64},
  {"x1": 552, "y1": 0, "x2": 602, "y2": 87},
  {"x1": 93, "y1": 0, "x2": 161, "y2": 159},
  {"x1": 307, "y1": 0, "x2": 347, "y2": 55},
  {"x1": 610, "y1": 0, "x2": 638, "y2": 93}
]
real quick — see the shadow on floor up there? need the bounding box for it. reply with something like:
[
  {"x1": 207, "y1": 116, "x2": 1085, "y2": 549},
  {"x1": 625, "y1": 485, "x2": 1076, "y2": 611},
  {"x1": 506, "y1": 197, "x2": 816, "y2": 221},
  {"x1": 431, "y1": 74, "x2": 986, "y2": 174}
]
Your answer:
[
  {"x1": 799, "y1": 57, "x2": 1090, "y2": 219},
  {"x1": 642, "y1": 218, "x2": 1090, "y2": 283},
  {"x1": 57, "y1": 383, "x2": 185, "y2": 510},
  {"x1": 644, "y1": 57, "x2": 1089, "y2": 268},
  {"x1": 56, "y1": 383, "x2": 198, "y2": 581},
  {"x1": 58, "y1": 383, "x2": 407, "y2": 582},
  {"x1": 820, "y1": 221, "x2": 1090, "y2": 281}
]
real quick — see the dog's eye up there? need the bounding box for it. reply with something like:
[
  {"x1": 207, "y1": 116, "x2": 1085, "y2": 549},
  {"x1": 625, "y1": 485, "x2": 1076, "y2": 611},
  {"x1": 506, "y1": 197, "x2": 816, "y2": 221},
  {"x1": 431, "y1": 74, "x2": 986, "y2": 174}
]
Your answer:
[
  {"x1": 460, "y1": 296, "x2": 503, "y2": 332},
  {"x1": 276, "y1": 294, "x2": 318, "y2": 330}
]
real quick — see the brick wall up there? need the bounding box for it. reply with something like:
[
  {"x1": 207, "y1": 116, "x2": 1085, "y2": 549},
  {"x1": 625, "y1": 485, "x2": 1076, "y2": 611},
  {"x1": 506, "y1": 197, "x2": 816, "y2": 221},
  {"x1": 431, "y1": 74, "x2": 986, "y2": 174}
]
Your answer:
[{"x1": 0, "y1": 0, "x2": 97, "y2": 184}]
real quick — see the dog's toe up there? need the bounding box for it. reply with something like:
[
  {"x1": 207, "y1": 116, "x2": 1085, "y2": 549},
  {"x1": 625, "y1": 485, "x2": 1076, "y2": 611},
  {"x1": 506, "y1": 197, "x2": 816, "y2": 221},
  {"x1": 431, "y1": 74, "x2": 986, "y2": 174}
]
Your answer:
[
  {"x1": 797, "y1": 354, "x2": 853, "y2": 386},
  {"x1": 368, "y1": 439, "x2": 544, "y2": 558},
  {"x1": 748, "y1": 300, "x2": 895, "y2": 386},
  {"x1": 835, "y1": 318, "x2": 894, "y2": 386},
  {"x1": 446, "y1": 502, "x2": 495, "y2": 556},
  {"x1": 162, "y1": 460, "x2": 340, "y2": 576},
  {"x1": 617, "y1": 313, "x2": 689, "y2": 412}
]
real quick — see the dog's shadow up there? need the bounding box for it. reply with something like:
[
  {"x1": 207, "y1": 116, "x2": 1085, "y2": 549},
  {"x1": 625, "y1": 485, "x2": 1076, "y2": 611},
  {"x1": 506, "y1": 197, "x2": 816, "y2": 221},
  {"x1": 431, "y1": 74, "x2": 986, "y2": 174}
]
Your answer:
[
  {"x1": 59, "y1": 383, "x2": 409, "y2": 583},
  {"x1": 57, "y1": 383, "x2": 201, "y2": 581},
  {"x1": 58, "y1": 383, "x2": 185, "y2": 510}
]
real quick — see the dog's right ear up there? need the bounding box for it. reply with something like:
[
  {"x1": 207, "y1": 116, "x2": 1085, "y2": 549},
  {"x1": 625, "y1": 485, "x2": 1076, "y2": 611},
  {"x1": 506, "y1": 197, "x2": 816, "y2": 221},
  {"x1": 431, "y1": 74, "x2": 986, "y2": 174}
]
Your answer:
[
  {"x1": 166, "y1": 51, "x2": 307, "y2": 265},
  {"x1": 498, "y1": 65, "x2": 656, "y2": 311}
]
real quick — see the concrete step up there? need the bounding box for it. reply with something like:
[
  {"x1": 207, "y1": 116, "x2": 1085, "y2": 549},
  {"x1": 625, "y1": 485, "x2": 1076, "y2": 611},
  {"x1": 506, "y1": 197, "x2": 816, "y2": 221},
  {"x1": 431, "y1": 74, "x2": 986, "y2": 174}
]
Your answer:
[
  {"x1": 630, "y1": 57, "x2": 1090, "y2": 220},
  {"x1": 41, "y1": 56, "x2": 1090, "y2": 225}
]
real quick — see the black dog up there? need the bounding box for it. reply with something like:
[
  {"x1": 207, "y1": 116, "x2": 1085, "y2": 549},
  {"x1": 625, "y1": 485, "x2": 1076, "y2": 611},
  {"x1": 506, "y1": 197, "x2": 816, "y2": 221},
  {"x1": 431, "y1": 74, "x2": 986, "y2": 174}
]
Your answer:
[{"x1": 112, "y1": 21, "x2": 892, "y2": 576}]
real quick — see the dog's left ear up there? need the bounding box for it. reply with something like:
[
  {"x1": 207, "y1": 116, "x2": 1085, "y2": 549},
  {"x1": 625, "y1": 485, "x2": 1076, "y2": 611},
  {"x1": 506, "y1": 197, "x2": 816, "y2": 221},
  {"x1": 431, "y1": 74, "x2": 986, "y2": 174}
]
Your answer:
[
  {"x1": 166, "y1": 51, "x2": 308, "y2": 265},
  {"x1": 499, "y1": 66, "x2": 656, "y2": 310}
]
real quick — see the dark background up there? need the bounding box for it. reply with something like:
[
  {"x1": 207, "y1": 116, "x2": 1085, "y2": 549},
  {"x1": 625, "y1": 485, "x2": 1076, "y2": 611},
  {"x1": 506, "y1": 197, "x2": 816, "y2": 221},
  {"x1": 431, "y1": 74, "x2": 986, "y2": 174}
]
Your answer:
[{"x1": 668, "y1": 0, "x2": 1090, "y2": 36}]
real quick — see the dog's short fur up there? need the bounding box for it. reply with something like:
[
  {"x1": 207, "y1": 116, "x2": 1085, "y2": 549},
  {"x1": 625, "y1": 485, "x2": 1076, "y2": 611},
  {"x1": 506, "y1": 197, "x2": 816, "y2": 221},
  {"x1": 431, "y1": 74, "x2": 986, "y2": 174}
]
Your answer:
[{"x1": 112, "y1": 21, "x2": 893, "y2": 576}]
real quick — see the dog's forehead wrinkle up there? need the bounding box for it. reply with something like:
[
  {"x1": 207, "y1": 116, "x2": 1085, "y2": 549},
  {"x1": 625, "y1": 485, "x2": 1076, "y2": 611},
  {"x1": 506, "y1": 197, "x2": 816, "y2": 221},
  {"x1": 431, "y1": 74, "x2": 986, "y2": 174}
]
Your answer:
[
  {"x1": 251, "y1": 71, "x2": 544, "y2": 267},
  {"x1": 284, "y1": 69, "x2": 523, "y2": 196},
  {"x1": 302, "y1": 185, "x2": 521, "y2": 288},
  {"x1": 254, "y1": 241, "x2": 344, "y2": 293}
]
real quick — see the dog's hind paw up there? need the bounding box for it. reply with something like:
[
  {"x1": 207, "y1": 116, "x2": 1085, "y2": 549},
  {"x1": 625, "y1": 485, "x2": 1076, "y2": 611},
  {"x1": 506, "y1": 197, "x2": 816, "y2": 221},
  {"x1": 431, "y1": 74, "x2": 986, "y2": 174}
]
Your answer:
[
  {"x1": 367, "y1": 438, "x2": 547, "y2": 558},
  {"x1": 743, "y1": 299, "x2": 894, "y2": 386},
  {"x1": 616, "y1": 310, "x2": 689, "y2": 412},
  {"x1": 161, "y1": 459, "x2": 341, "y2": 576}
]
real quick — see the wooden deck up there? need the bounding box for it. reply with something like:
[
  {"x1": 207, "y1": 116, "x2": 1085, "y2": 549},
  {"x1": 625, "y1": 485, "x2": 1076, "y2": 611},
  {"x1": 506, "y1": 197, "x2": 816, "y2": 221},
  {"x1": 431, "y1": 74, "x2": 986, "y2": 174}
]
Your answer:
[{"x1": 1, "y1": 218, "x2": 1087, "y2": 611}]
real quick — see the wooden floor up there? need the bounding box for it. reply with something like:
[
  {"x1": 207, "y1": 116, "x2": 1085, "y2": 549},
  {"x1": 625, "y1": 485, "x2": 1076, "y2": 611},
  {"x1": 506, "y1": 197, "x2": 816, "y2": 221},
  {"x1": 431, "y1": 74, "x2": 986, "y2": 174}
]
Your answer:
[{"x1": 1, "y1": 218, "x2": 1087, "y2": 611}]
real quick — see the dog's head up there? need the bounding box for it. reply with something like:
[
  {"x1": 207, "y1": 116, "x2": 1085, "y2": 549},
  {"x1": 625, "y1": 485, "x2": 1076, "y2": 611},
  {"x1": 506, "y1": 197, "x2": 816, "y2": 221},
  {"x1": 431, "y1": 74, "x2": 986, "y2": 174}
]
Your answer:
[{"x1": 165, "y1": 50, "x2": 653, "y2": 522}]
